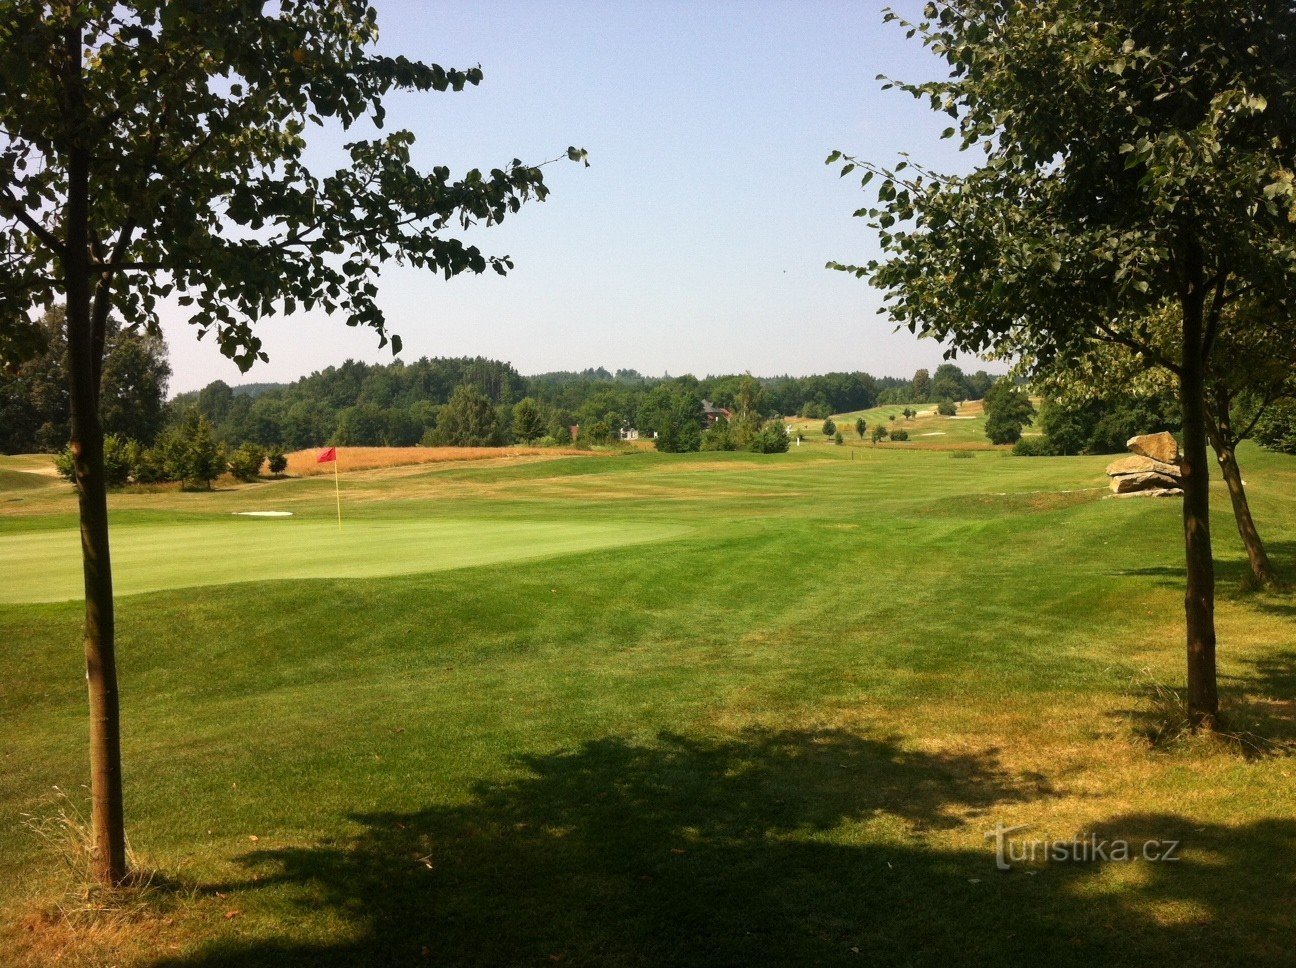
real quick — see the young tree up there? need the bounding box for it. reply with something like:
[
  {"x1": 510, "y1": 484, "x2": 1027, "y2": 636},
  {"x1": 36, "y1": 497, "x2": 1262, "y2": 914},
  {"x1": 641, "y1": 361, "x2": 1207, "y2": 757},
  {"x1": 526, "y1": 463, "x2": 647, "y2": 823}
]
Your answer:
[
  {"x1": 830, "y1": 1, "x2": 1296, "y2": 726},
  {"x1": 822, "y1": 417, "x2": 837, "y2": 437},
  {"x1": 855, "y1": 417, "x2": 867, "y2": 439},
  {"x1": 871, "y1": 425, "x2": 888, "y2": 444},
  {"x1": 0, "y1": 3, "x2": 582, "y2": 884},
  {"x1": 512, "y1": 397, "x2": 546, "y2": 443},
  {"x1": 982, "y1": 381, "x2": 1035, "y2": 445}
]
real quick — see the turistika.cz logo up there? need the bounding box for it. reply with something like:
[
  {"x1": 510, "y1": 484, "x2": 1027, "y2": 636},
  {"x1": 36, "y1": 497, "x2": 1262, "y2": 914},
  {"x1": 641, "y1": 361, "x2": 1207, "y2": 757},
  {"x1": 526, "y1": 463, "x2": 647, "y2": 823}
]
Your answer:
[{"x1": 986, "y1": 822, "x2": 1182, "y2": 871}]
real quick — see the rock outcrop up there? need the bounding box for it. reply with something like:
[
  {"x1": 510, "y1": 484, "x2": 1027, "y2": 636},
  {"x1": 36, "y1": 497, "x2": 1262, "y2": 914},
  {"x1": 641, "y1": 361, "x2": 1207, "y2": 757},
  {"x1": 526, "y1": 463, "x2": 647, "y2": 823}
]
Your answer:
[{"x1": 1107, "y1": 434, "x2": 1184, "y2": 497}]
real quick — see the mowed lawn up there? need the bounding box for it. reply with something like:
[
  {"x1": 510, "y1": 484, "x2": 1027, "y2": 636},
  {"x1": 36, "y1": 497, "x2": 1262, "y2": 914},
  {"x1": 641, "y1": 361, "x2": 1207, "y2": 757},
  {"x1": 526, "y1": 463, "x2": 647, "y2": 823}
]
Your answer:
[{"x1": 2, "y1": 445, "x2": 1295, "y2": 967}]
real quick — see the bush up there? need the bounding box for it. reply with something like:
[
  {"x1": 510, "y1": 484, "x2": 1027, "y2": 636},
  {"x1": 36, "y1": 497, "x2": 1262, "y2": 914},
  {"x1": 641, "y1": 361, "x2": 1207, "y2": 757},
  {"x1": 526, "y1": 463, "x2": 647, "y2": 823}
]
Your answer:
[
  {"x1": 870, "y1": 425, "x2": 888, "y2": 443},
  {"x1": 267, "y1": 448, "x2": 288, "y2": 475},
  {"x1": 889, "y1": 428, "x2": 910, "y2": 441},
  {"x1": 749, "y1": 421, "x2": 790, "y2": 454},
  {"x1": 156, "y1": 409, "x2": 225, "y2": 489},
  {"x1": 982, "y1": 380, "x2": 1036, "y2": 445},
  {"x1": 1254, "y1": 400, "x2": 1296, "y2": 455},
  {"x1": 936, "y1": 399, "x2": 957, "y2": 416},
  {"x1": 855, "y1": 417, "x2": 867, "y2": 439},
  {"x1": 701, "y1": 418, "x2": 737, "y2": 452},
  {"x1": 54, "y1": 436, "x2": 132, "y2": 487},
  {"x1": 126, "y1": 439, "x2": 167, "y2": 483},
  {"x1": 822, "y1": 418, "x2": 836, "y2": 436},
  {"x1": 1012, "y1": 435, "x2": 1057, "y2": 456},
  {"x1": 228, "y1": 442, "x2": 266, "y2": 481},
  {"x1": 834, "y1": 431, "x2": 844, "y2": 445},
  {"x1": 54, "y1": 447, "x2": 75, "y2": 482}
]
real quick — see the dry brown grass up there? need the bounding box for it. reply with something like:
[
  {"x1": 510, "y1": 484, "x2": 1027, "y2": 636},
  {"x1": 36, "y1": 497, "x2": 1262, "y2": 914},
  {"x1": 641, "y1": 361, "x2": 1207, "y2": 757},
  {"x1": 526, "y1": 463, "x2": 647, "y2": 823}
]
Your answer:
[{"x1": 283, "y1": 446, "x2": 589, "y2": 477}]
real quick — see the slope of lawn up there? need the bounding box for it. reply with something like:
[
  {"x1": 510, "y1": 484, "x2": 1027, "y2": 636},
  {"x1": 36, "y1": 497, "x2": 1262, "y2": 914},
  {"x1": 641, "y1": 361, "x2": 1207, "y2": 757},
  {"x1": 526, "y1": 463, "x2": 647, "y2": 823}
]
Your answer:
[
  {"x1": 786, "y1": 399, "x2": 1009, "y2": 449},
  {"x1": 1, "y1": 443, "x2": 1294, "y2": 967}
]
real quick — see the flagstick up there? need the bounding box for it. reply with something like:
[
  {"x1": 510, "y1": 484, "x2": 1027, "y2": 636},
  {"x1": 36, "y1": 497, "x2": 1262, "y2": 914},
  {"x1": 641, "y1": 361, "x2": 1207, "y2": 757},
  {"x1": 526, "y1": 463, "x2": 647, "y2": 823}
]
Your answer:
[{"x1": 333, "y1": 452, "x2": 342, "y2": 530}]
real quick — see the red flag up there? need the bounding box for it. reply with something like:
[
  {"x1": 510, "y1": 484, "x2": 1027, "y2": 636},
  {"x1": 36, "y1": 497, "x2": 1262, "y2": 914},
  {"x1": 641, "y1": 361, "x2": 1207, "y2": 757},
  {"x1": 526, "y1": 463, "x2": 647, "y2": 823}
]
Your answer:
[{"x1": 317, "y1": 447, "x2": 337, "y2": 464}]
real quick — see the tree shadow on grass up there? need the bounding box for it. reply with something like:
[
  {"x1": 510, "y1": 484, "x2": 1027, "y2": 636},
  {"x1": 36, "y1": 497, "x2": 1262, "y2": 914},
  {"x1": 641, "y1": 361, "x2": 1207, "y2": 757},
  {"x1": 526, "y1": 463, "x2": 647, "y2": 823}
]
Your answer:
[
  {"x1": 150, "y1": 729, "x2": 1295, "y2": 968},
  {"x1": 1113, "y1": 541, "x2": 1296, "y2": 600}
]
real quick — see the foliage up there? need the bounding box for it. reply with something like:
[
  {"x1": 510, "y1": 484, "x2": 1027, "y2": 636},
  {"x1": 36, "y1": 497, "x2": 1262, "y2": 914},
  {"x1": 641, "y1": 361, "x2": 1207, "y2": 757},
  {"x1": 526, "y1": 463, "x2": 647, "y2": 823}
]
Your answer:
[
  {"x1": 834, "y1": 431, "x2": 844, "y2": 445},
  {"x1": 888, "y1": 428, "x2": 910, "y2": 442},
  {"x1": 871, "y1": 425, "x2": 888, "y2": 444},
  {"x1": 1011, "y1": 436, "x2": 1057, "y2": 458},
  {"x1": 512, "y1": 398, "x2": 546, "y2": 443},
  {"x1": 749, "y1": 421, "x2": 791, "y2": 454},
  {"x1": 982, "y1": 382, "x2": 1035, "y2": 446},
  {"x1": 701, "y1": 419, "x2": 736, "y2": 452},
  {"x1": 227, "y1": 443, "x2": 267, "y2": 482},
  {"x1": 936, "y1": 400, "x2": 957, "y2": 417},
  {"x1": 266, "y1": 448, "x2": 288, "y2": 476},
  {"x1": 654, "y1": 392, "x2": 704, "y2": 453},
  {"x1": 1255, "y1": 401, "x2": 1296, "y2": 455},
  {"x1": 855, "y1": 417, "x2": 867, "y2": 439},
  {"x1": 155, "y1": 410, "x2": 224, "y2": 490},
  {"x1": 822, "y1": 418, "x2": 836, "y2": 437},
  {"x1": 0, "y1": 307, "x2": 171, "y2": 454},
  {"x1": 431, "y1": 385, "x2": 501, "y2": 447}
]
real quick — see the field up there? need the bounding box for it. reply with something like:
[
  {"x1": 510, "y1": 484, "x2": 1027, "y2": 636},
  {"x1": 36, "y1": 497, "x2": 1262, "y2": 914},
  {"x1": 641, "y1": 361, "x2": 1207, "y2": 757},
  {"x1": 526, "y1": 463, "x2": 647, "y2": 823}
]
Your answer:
[{"x1": 2, "y1": 439, "x2": 1295, "y2": 967}]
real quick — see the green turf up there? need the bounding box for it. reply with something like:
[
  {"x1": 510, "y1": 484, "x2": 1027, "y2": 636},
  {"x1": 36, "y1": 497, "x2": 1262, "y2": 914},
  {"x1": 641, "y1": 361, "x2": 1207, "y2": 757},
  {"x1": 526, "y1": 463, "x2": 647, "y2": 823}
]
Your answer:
[
  {"x1": 0, "y1": 517, "x2": 687, "y2": 604},
  {"x1": 2, "y1": 444, "x2": 1294, "y2": 967}
]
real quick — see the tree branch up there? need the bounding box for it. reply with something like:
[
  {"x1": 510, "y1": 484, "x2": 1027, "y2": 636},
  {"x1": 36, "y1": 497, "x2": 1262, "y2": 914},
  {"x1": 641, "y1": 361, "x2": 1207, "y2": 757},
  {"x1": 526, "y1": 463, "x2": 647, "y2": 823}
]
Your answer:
[{"x1": 0, "y1": 192, "x2": 65, "y2": 255}]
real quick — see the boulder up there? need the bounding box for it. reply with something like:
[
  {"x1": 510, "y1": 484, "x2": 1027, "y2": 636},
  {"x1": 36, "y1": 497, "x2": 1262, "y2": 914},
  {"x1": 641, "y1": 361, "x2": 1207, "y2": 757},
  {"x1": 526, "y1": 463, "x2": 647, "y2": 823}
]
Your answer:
[
  {"x1": 1111, "y1": 487, "x2": 1184, "y2": 499},
  {"x1": 1110, "y1": 471, "x2": 1182, "y2": 493},
  {"x1": 1105, "y1": 454, "x2": 1183, "y2": 479},
  {"x1": 1127, "y1": 432, "x2": 1180, "y2": 465}
]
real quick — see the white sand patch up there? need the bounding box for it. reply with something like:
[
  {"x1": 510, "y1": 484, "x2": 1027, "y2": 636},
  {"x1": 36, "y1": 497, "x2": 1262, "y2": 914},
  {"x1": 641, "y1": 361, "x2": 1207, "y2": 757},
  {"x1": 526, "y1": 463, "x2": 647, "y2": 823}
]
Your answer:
[
  {"x1": 233, "y1": 511, "x2": 294, "y2": 517},
  {"x1": 921, "y1": 432, "x2": 947, "y2": 436},
  {"x1": 947, "y1": 416, "x2": 977, "y2": 420}
]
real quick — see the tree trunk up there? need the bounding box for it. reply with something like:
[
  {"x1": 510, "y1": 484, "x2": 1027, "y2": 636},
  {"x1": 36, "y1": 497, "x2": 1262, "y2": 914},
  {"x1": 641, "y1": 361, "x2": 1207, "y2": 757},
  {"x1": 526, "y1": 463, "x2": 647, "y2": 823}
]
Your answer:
[
  {"x1": 1208, "y1": 422, "x2": 1279, "y2": 590},
  {"x1": 62, "y1": 17, "x2": 128, "y2": 886},
  {"x1": 1179, "y1": 254, "x2": 1219, "y2": 729}
]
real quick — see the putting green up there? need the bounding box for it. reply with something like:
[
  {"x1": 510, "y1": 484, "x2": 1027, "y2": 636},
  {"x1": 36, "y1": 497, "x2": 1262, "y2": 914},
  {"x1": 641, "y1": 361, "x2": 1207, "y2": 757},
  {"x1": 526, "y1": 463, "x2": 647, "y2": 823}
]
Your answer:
[{"x1": 0, "y1": 516, "x2": 687, "y2": 604}]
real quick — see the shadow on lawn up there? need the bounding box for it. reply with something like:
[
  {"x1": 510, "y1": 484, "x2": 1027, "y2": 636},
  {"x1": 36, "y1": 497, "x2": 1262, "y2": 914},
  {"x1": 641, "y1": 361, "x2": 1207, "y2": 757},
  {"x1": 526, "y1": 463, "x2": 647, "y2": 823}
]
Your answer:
[
  {"x1": 151, "y1": 729, "x2": 1296, "y2": 968},
  {"x1": 1113, "y1": 540, "x2": 1296, "y2": 598}
]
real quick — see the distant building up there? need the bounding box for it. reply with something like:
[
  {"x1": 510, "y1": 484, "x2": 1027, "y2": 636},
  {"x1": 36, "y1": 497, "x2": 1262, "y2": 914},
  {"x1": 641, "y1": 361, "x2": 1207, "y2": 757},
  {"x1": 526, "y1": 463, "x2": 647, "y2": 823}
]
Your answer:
[
  {"x1": 700, "y1": 400, "x2": 732, "y2": 428},
  {"x1": 619, "y1": 427, "x2": 639, "y2": 441}
]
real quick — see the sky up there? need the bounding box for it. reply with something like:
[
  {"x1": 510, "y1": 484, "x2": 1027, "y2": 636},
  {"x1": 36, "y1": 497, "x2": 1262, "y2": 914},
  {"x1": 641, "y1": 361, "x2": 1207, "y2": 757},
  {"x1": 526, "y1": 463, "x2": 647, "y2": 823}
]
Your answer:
[{"x1": 162, "y1": 0, "x2": 997, "y2": 394}]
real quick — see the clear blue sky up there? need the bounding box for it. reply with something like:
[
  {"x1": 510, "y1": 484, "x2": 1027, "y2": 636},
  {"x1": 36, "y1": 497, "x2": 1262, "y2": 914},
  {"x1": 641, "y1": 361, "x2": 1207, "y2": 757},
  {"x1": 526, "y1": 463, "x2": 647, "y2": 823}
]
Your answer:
[{"x1": 163, "y1": 0, "x2": 997, "y2": 393}]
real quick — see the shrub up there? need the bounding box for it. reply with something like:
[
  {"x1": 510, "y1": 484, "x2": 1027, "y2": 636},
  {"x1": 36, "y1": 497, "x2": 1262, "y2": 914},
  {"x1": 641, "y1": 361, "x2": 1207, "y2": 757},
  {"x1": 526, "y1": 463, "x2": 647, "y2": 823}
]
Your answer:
[
  {"x1": 834, "y1": 431, "x2": 844, "y2": 445},
  {"x1": 266, "y1": 448, "x2": 288, "y2": 475},
  {"x1": 936, "y1": 399, "x2": 957, "y2": 416},
  {"x1": 822, "y1": 418, "x2": 836, "y2": 436},
  {"x1": 889, "y1": 428, "x2": 910, "y2": 441},
  {"x1": 1012, "y1": 436, "x2": 1057, "y2": 456},
  {"x1": 749, "y1": 421, "x2": 790, "y2": 454},
  {"x1": 701, "y1": 419, "x2": 737, "y2": 452},
  {"x1": 1254, "y1": 400, "x2": 1296, "y2": 455},
  {"x1": 55, "y1": 447, "x2": 75, "y2": 482},
  {"x1": 55, "y1": 436, "x2": 132, "y2": 487},
  {"x1": 870, "y1": 425, "x2": 888, "y2": 443},
  {"x1": 855, "y1": 417, "x2": 867, "y2": 439},
  {"x1": 227, "y1": 442, "x2": 266, "y2": 481}
]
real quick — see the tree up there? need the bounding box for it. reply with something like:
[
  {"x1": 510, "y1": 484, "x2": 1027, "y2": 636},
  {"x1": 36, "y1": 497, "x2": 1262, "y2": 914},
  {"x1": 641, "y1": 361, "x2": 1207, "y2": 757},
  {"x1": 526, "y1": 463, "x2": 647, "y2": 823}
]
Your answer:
[
  {"x1": 1030, "y1": 300, "x2": 1290, "y2": 588},
  {"x1": 512, "y1": 397, "x2": 546, "y2": 443},
  {"x1": 981, "y1": 381, "x2": 1036, "y2": 446},
  {"x1": 750, "y1": 420, "x2": 790, "y2": 454},
  {"x1": 822, "y1": 418, "x2": 836, "y2": 437},
  {"x1": 910, "y1": 368, "x2": 932, "y2": 402},
  {"x1": 156, "y1": 408, "x2": 224, "y2": 489},
  {"x1": 855, "y1": 417, "x2": 867, "y2": 439},
  {"x1": 266, "y1": 448, "x2": 288, "y2": 476},
  {"x1": 655, "y1": 392, "x2": 704, "y2": 453},
  {"x1": 829, "y1": 1, "x2": 1296, "y2": 726},
  {"x1": 936, "y1": 399, "x2": 957, "y2": 417},
  {"x1": 434, "y1": 384, "x2": 502, "y2": 447},
  {"x1": 871, "y1": 425, "x2": 888, "y2": 444},
  {"x1": 227, "y1": 442, "x2": 266, "y2": 482},
  {"x1": 0, "y1": 3, "x2": 582, "y2": 884}
]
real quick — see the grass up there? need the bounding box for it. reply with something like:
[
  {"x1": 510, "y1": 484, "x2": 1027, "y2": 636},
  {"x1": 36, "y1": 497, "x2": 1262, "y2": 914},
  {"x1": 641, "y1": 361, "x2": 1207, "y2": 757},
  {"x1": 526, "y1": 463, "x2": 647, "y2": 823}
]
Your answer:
[{"x1": 1, "y1": 440, "x2": 1294, "y2": 967}]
